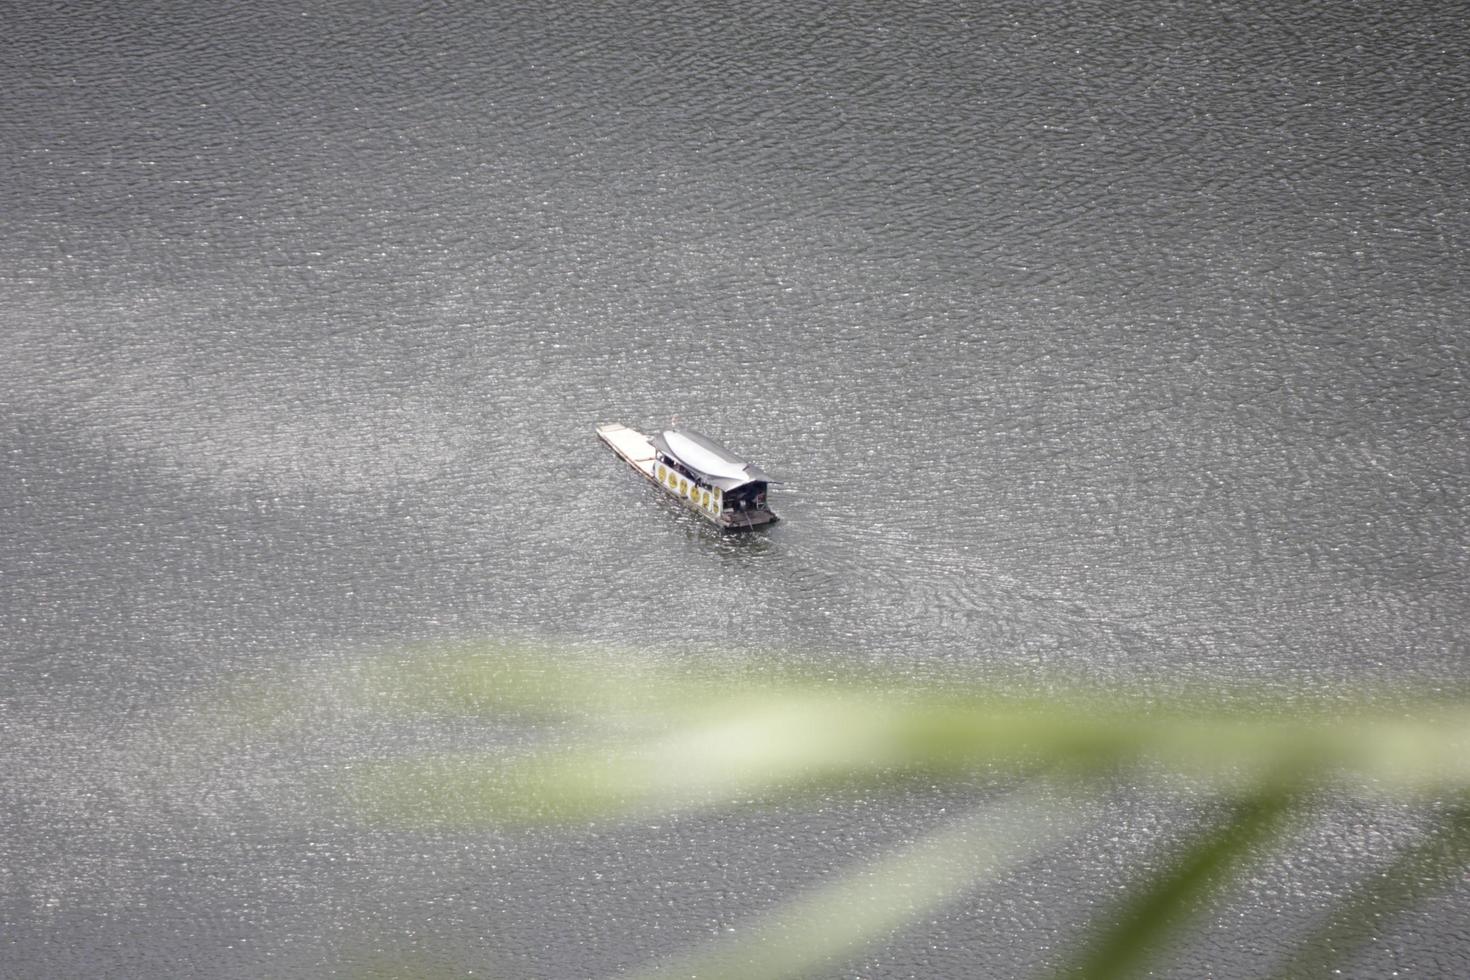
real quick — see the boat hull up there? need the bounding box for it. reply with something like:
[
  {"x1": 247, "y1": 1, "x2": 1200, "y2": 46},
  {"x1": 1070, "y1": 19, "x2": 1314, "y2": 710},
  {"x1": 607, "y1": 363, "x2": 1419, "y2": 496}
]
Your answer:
[{"x1": 596, "y1": 422, "x2": 778, "y2": 530}]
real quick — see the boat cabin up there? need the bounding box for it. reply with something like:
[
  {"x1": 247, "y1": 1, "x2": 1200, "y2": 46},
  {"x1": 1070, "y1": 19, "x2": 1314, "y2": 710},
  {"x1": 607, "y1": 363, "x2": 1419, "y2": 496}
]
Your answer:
[{"x1": 649, "y1": 427, "x2": 774, "y2": 524}]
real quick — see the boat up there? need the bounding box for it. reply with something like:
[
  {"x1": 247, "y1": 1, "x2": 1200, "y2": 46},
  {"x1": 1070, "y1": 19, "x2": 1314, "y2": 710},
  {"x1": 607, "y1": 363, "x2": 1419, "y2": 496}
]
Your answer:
[{"x1": 596, "y1": 422, "x2": 778, "y2": 529}]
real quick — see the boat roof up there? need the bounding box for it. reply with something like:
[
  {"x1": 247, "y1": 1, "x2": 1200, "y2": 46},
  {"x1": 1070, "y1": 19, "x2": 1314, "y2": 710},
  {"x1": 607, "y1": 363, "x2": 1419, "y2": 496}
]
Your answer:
[{"x1": 651, "y1": 428, "x2": 772, "y2": 491}]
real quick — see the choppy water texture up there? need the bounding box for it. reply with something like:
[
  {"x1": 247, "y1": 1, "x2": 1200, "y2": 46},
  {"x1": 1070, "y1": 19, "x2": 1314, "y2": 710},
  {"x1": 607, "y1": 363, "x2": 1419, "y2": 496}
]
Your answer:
[{"x1": 3, "y1": 1, "x2": 1468, "y2": 976}]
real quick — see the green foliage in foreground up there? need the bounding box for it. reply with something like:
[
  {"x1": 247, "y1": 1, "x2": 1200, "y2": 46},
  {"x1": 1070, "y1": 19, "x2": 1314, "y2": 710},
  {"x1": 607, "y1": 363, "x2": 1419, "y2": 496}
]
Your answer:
[{"x1": 338, "y1": 644, "x2": 1470, "y2": 979}]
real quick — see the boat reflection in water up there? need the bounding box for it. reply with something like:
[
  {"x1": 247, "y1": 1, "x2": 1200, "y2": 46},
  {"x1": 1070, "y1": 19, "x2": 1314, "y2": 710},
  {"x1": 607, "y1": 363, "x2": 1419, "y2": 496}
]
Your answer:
[{"x1": 596, "y1": 422, "x2": 778, "y2": 530}]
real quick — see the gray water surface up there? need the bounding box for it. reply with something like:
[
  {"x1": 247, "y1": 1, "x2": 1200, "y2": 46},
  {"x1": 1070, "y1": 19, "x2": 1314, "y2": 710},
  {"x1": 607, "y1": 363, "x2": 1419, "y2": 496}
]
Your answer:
[{"x1": 4, "y1": 1, "x2": 1469, "y2": 976}]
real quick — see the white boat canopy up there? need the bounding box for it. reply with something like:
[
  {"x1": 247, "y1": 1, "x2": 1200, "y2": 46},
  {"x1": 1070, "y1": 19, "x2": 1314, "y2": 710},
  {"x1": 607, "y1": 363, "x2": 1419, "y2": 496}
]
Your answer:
[{"x1": 651, "y1": 428, "x2": 773, "y2": 491}]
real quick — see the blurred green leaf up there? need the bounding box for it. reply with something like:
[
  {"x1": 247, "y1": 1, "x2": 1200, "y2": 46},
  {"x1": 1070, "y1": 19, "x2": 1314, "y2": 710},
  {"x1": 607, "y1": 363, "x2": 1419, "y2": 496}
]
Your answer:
[
  {"x1": 349, "y1": 650, "x2": 1470, "y2": 825},
  {"x1": 332, "y1": 645, "x2": 1470, "y2": 978},
  {"x1": 1050, "y1": 781, "x2": 1300, "y2": 980},
  {"x1": 633, "y1": 780, "x2": 1091, "y2": 980},
  {"x1": 1266, "y1": 800, "x2": 1470, "y2": 979}
]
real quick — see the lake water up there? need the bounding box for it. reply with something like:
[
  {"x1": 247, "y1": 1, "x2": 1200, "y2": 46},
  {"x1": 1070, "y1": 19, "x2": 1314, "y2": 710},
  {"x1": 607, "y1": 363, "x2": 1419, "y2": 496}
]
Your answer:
[{"x1": 4, "y1": 1, "x2": 1468, "y2": 976}]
